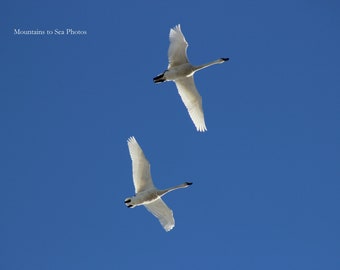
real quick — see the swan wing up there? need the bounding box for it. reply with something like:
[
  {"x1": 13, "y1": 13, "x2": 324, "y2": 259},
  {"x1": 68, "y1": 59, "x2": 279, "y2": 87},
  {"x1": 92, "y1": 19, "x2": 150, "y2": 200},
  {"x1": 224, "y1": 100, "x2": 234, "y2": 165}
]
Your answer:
[
  {"x1": 168, "y1": 24, "x2": 189, "y2": 68},
  {"x1": 175, "y1": 77, "x2": 207, "y2": 132},
  {"x1": 127, "y1": 137, "x2": 155, "y2": 193},
  {"x1": 144, "y1": 198, "x2": 175, "y2": 232}
]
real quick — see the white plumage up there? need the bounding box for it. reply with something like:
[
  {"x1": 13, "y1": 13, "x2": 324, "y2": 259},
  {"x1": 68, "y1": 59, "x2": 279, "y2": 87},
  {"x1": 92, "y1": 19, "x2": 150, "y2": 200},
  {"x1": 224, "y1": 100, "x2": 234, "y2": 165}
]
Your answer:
[
  {"x1": 154, "y1": 24, "x2": 229, "y2": 132},
  {"x1": 125, "y1": 136, "x2": 192, "y2": 232}
]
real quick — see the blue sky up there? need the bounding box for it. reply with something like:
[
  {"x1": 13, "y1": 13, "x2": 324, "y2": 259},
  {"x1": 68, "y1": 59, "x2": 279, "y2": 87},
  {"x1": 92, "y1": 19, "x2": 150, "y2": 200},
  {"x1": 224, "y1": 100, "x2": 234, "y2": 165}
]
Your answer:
[{"x1": 1, "y1": 0, "x2": 340, "y2": 269}]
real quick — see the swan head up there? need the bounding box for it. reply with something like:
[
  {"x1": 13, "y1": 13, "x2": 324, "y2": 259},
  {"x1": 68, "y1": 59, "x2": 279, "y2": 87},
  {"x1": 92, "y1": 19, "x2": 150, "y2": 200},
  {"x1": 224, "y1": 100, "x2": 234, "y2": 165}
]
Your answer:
[
  {"x1": 185, "y1": 182, "x2": 193, "y2": 186},
  {"x1": 220, "y1": 58, "x2": 229, "y2": 62}
]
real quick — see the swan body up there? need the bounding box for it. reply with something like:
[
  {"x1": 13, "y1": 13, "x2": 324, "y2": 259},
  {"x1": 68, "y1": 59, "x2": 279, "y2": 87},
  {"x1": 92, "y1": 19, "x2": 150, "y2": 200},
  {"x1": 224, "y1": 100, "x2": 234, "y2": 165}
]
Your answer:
[
  {"x1": 125, "y1": 136, "x2": 192, "y2": 232},
  {"x1": 154, "y1": 24, "x2": 229, "y2": 132},
  {"x1": 160, "y1": 63, "x2": 194, "y2": 81}
]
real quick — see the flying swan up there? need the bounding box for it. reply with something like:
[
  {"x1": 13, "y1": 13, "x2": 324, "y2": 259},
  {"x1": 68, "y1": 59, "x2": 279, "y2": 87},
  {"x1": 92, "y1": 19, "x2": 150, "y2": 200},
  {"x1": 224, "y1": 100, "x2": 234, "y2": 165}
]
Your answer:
[
  {"x1": 125, "y1": 136, "x2": 192, "y2": 232},
  {"x1": 153, "y1": 24, "x2": 229, "y2": 132}
]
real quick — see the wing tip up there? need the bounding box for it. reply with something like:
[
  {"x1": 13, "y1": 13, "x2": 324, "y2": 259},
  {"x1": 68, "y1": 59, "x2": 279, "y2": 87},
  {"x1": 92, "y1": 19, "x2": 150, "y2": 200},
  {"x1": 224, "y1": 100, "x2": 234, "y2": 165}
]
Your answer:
[
  {"x1": 171, "y1": 24, "x2": 181, "y2": 31},
  {"x1": 164, "y1": 214, "x2": 175, "y2": 232},
  {"x1": 127, "y1": 136, "x2": 136, "y2": 144},
  {"x1": 197, "y1": 126, "x2": 207, "y2": 132},
  {"x1": 169, "y1": 24, "x2": 182, "y2": 37},
  {"x1": 164, "y1": 223, "x2": 175, "y2": 232},
  {"x1": 127, "y1": 136, "x2": 140, "y2": 152}
]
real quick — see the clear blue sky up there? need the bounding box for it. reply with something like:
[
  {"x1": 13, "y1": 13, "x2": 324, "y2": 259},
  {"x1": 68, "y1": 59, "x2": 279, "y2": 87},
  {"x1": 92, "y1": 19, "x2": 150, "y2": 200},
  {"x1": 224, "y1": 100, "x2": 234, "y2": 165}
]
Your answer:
[{"x1": 1, "y1": 0, "x2": 339, "y2": 269}]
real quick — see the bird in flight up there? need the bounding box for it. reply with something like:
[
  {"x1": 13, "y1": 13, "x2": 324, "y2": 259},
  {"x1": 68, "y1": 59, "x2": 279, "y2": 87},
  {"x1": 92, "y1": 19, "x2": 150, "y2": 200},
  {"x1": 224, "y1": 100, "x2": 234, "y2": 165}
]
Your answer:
[
  {"x1": 154, "y1": 24, "x2": 229, "y2": 132},
  {"x1": 125, "y1": 136, "x2": 192, "y2": 231}
]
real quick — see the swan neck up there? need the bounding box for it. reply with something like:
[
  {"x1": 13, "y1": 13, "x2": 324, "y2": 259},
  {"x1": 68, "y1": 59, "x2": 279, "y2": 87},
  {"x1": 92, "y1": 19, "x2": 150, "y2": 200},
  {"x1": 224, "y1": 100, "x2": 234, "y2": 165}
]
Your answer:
[
  {"x1": 193, "y1": 59, "x2": 223, "y2": 71},
  {"x1": 157, "y1": 183, "x2": 188, "y2": 197}
]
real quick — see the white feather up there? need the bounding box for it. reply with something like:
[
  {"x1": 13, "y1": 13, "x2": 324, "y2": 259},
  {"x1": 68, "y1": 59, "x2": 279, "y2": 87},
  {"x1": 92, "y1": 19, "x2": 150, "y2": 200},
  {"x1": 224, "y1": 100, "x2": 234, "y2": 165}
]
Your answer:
[
  {"x1": 125, "y1": 136, "x2": 192, "y2": 232},
  {"x1": 154, "y1": 24, "x2": 229, "y2": 132}
]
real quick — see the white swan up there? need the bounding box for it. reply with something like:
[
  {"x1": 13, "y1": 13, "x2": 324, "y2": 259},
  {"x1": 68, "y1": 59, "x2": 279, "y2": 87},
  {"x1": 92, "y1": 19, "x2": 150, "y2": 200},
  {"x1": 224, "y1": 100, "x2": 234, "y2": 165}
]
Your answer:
[
  {"x1": 154, "y1": 24, "x2": 229, "y2": 132},
  {"x1": 125, "y1": 136, "x2": 192, "y2": 232}
]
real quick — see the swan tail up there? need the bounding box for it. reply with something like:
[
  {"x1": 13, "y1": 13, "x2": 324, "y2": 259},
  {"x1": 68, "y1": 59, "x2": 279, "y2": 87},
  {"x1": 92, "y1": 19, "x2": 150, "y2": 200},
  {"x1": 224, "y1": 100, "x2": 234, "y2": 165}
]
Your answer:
[{"x1": 153, "y1": 73, "x2": 166, "y2": 83}]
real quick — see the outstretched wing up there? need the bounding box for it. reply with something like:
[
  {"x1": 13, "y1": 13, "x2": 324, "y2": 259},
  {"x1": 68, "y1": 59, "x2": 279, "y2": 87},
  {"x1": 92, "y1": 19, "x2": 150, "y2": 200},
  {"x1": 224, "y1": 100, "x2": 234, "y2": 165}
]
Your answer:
[
  {"x1": 168, "y1": 24, "x2": 189, "y2": 68},
  {"x1": 144, "y1": 198, "x2": 175, "y2": 232},
  {"x1": 127, "y1": 137, "x2": 155, "y2": 193},
  {"x1": 175, "y1": 77, "x2": 207, "y2": 132}
]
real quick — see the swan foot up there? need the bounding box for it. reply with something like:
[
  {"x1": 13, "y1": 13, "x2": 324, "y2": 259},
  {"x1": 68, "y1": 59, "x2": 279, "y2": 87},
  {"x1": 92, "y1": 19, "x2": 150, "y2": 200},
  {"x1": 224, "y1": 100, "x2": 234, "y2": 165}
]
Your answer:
[{"x1": 153, "y1": 73, "x2": 166, "y2": 83}]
